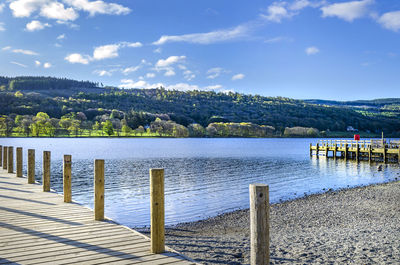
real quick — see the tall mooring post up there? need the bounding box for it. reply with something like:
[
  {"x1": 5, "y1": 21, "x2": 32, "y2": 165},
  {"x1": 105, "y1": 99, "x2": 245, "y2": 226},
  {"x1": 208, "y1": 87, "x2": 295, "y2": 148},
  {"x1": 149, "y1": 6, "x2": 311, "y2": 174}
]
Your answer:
[
  {"x1": 150, "y1": 168, "x2": 165, "y2": 254},
  {"x1": 2, "y1": 146, "x2": 7, "y2": 170},
  {"x1": 16, "y1": 147, "x2": 23, "y2": 177},
  {"x1": 43, "y1": 151, "x2": 51, "y2": 192},
  {"x1": 63, "y1": 155, "x2": 72, "y2": 203},
  {"x1": 250, "y1": 184, "x2": 270, "y2": 265},
  {"x1": 0, "y1": 145, "x2": 2, "y2": 167},
  {"x1": 94, "y1": 159, "x2": 105, "y2": 221},
  {"x1": 28, "y1": 149, "x2": 35, "y2": 184},
  {"x1": 8, "y1": 146, "x2": 13, "y2": 173}
]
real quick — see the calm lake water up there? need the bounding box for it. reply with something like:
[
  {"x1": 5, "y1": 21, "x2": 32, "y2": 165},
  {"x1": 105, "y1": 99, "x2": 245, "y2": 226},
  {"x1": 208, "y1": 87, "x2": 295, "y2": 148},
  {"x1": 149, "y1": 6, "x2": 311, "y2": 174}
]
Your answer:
[{"x1": 1, "y1": 138, "x2": 399, "y2": 227}]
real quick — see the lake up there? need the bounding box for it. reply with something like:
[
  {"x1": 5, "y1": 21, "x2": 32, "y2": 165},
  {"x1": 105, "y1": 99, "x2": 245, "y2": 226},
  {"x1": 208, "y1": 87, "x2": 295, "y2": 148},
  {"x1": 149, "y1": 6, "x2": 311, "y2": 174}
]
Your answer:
[{"x1": 1, "y1": 138, "x2": 398, "y2": 227}]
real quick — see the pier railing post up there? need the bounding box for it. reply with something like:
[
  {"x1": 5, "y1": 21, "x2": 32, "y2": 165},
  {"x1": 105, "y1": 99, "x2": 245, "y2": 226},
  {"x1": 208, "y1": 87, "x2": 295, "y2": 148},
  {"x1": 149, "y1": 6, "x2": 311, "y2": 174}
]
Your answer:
[
  {"x1": 63, "y1": 155, "x2": 72, "y2": 203},
  {"x1": 356, "y1": 142, "x2": 360, "y2": 162},
  {"x1": 368, "y1": 145, "x2": 372, "y2": 163},
  {"x1": 150, "y1": 168, "x2": 165, "y2": 254},
  {"x1": 309, "y1": 143, "x2": 312, "y2": 156},
  {"x1": 316, "y1": 143, "x2": 319, "y2": 158},
  {"x1": 28, "y1": 149, "x2": 35, "y2": 184},
  {"x1": 16, "y1": 147, "x2": 23, "y2": 177},
  {"x1": 398, "y1": 147, "x2": 400, "y2": 164},
  {"x1": 8, "y1": 146, "x2": 13, "y2": 173},
  {"x1": 250, "y1": 184, "x2": 270, "y2": 265},
  {"x1": 94, "y1": 159, "x2": 105, "y2": 221},
  {"x1": 2, "y1": 146, "x2": 7, "y2": 170},
  {"x1": 0, "y1": 145, "x2": 2, "y2": 167},
  {"x1": 43, "y1": 151, "x2": 51, "y2": 192}
]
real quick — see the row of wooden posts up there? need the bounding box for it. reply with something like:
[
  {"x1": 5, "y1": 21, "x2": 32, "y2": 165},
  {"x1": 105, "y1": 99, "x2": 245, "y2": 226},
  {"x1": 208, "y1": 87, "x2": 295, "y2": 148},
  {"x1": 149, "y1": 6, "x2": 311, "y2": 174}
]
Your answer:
[{"x1": 0, "y1": 144, "x2": 271, "y2": 265}]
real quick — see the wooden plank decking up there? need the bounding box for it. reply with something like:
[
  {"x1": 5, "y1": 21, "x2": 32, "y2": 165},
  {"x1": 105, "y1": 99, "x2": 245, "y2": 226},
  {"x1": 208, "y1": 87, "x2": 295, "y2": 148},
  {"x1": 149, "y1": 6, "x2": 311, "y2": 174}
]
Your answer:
[{"x1": 0, "y1": 169, "x2": 196, "y2": 265}]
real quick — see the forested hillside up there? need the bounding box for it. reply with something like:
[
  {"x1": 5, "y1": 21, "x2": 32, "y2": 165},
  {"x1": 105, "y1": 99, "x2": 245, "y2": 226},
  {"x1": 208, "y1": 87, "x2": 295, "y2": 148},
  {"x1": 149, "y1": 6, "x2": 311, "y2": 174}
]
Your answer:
[{"x1": 0, "y1": 76, "x2": 399, "y2": 137}]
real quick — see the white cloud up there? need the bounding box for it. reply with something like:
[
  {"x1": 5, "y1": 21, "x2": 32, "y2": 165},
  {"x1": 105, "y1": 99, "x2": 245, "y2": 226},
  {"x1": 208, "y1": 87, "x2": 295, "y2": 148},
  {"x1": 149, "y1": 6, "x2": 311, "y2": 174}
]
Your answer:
[
  {"x1": 204, "y1": 85, "x2": 223, "y2": 90},
  {"x1": 2, "y1": 46, "x2": 12, "y2": 51},
  {"x1": 164, "y1": 69, "x2": 175, "y2": 76},
  {"x1": 64, "y1": 0, "x2": 131, "y2": 16},
  {"x1": 232, "y1": 73, "x2": 245, "y2": 80},
  {"x1": 166, "y1": 83, "x2": 200, "y2": 91},
  {"x1": 12, "y1": 48, "x2": 39, "y2": 55},
  {"x1": 290, "y1": 0, "x2": 326, "y2": 11},
  {"x1": 153, "y1": 47, "x2": 162, "y2": 53},
  {"x1": 11, "y1": 61, "x2": 28, "y2": 68},
  {"x1": 57, "y1": 34, "x2": 66, "y2": 40},
  {"x1": 93, "y1": 44, "x2": 119, "y2": 60},
  {"x1": 378, "y1": 11, "x2": 400, "y2": 32},
  {"x1": 26, "y1": 20, "x2": 51, "y2": 31},
  {"x1": 64, "y1": 53, "x2": 90, "y2": 64},
  {"x1": 207, "y1": 67, "x2": 226, "y2": 79},
  {"x1": 56, "y1": 20, "x2": 79, "y2": 29},
  {"x1": 93, "y1": 69, "x2": 112, "y2": 76},
  {"x1": 305, "y1": 46, "x2": 320, "y2": 55},
  {"x1": 183, "y1": 70, "x2": 195, "y2": 81},
  {"x1": 146, "y1": 73, "x2": 155, "y2": 78},
  {"x1": 122, "y1": 65, "x2": 141, "y2": 75},
  {"x1": 35, "y1": 60, "x2": 41, "y2": 66},
  {"x1": 153, "y1": 24, "x2": 249, "y2": 45},
  {"x1": 0, "y1": 3, "x2": 5, "y2": 13},
  {"x1": 156, "y1": 55, "x2": 186, "y2": 67},
  {"x1": 93, "y1": 42, "x2": 143, "y2": 60},
  {"x1": 262, "y1": 2, "x2": 293, "y2": 23},
  {"x1": 119, "y1": 79, "x2": 163, "y2": 89},
  {"x1": 321, "y1": 0, "x2": 374, "y2": 22},
  {"x1": 40, "y1": 1, "x2": 78, "y2": 20},
  {"x1": 9, "y1": 0, "x2": 46, "y2": 18},
  {"x1": 43, "y1": 62, "x2": 51, "y2": 68},
  {"x1": 0, "y1": 22, "x2": 5, "y2": 31}
]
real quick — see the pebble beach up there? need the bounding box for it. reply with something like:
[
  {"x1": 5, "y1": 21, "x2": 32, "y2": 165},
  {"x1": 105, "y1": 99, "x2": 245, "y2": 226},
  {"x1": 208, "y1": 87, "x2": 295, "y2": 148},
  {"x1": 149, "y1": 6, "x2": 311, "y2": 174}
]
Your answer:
[{"x1": 139, "y1": 180, "x2": 400, "y2": 264}]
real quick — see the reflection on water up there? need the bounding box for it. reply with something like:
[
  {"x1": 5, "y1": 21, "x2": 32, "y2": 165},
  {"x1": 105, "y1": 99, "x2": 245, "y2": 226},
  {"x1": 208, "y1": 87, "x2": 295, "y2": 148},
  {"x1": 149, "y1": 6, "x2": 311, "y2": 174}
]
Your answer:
[{"x1": 1, "y1": 138, "x2": 398, "y2": 227}]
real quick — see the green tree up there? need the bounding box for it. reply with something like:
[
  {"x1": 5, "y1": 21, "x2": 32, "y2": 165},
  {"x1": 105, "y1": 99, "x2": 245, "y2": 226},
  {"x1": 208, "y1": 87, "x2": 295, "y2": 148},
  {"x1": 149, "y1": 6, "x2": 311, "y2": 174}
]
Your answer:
[{"x1": 102, "y1": 120, "x2": 114, "y2": 136}]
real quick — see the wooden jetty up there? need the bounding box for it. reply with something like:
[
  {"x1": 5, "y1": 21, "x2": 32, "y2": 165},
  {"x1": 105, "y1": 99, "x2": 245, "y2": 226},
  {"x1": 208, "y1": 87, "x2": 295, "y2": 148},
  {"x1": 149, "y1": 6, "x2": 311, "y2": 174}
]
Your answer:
[
  {"x1": 310, "y1": 139, "x2": 400, "y2": 163},
  {"x1": 0, "y1": 145, "x2": 195, "y2": 264}
]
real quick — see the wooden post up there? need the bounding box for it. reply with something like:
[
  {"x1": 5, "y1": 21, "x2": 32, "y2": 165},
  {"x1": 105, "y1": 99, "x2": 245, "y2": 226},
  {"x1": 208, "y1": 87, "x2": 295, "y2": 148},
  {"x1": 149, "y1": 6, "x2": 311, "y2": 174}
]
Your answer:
[
  {"x1": 150, "y1": 168, "x2": 165, "y2": 254},
  {"x1": 398, "y1": 147, "x2": 400, "y2": 164},
  {"x1": 0, "y1": 145, "x2": 2, "y2": 167},
  {"x1": 368, "y1": 145, "x2": 372, "y2": 163},
  {"x1": 94, "y1": 159, "x2": 105, "y2": 221},
  {"x1": 356, "y1": 142, "x2": 360, "y2": 162},
  {"x1": 43, "y1": 151, "x2": 51, "y2": 192},
  {"x1": 63, "y1": 155, "x2": 72, "y2": 203},
  {"x1": 16, "y1": 147, "x2": 22, "y2": 177},
  {"x1": 28, "y1": 149, "x2": 35, "y2": 184},
  {"x1": 250, "y1": 184, "x2": 270, "y2": 265},
  {"x1": 309, "y1": 143, "x2": 312, "y2": 156},
  {"x1": 383, "y1": 148, "x2": 387, "y2": 164},
  {"x1": 8, "y1": 146, "x2": 13, "y2": 173},
  {"x1": 2, "y1": 146, "x2": 7, "y2": 170},
  {"x1": 316, "y1": 143, "x2": 319, "y2": 158},
  {"x1": 344, "y1": 144, "x2": 348, "y2": 160}
]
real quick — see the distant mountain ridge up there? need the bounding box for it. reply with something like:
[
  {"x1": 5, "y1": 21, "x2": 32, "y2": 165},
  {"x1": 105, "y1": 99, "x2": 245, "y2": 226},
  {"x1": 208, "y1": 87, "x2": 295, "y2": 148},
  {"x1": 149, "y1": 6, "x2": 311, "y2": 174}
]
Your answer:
[{"x1": 0, "y1": 76, "x2": 399, "y2": 135}]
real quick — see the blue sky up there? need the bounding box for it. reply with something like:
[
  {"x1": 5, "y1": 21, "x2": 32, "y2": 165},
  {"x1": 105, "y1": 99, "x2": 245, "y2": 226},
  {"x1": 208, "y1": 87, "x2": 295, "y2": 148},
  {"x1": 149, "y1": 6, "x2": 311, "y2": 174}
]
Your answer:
[{"x1": 1, "y1": 0, "x2": 400, "y2": 100}]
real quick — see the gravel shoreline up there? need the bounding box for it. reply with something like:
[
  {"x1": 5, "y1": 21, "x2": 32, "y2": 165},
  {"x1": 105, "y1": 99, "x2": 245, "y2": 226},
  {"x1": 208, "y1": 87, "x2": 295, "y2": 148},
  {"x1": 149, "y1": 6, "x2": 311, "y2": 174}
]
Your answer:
[{"x1": 138, "y1": 181, "x2": 400, "y2": 264}]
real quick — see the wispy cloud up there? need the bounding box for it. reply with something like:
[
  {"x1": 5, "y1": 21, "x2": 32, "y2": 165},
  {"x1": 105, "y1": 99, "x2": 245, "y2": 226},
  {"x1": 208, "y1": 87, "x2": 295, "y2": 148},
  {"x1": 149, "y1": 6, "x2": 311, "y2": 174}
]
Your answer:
[
  {"x1": 93, "y1": 69, "x2": 112, "y2": 76},
  {"x1": 0, "y1": 22, "x2": 5, "y2": 31},
  {"x1": 64, "y1": 0, "x2": 131, "y2": 16},
  {"x1": 156, "y1": 56, "x2": 186, "y2": 67},
  {"x1": 264, "y1": 36, "x2": 293, "y2": 43},
  {"x1": 305, "y1": 46, "x2": 320, "y2": 55},
  {"x1": 207, "y1": 67, "x2": 228, "y2": 79},
  {"x1": 232, "y1": 73, "x2": 245, "y2": 80},
  {"x1": 57, "y1": 34, "x2": 66, "y2": 40},
  {"x1": 12, "y1": 48, "x2": 39, "y2": 55},
  {"x1": 11, "y1": 61, "x2": 28, "y2": 68},
  {"x1": 321, "y1": 0, "x2": 374, "y2": 22},
  {"x1": 153, "y1": 24, "x2": 250, "y2": 45},
  {"x1": 43, "y1": 62, "x2": 51, "y2": 68},
  {"x1": 0, "y1": 3, "x2": 5, "y2": 13}
]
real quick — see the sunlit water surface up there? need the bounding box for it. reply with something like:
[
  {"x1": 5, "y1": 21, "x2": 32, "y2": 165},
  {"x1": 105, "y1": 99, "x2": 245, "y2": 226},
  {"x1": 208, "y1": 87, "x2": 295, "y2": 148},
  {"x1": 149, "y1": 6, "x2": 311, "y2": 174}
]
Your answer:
[{"x1": 2, "y1": 138, "x2": 399, "y2": 227}]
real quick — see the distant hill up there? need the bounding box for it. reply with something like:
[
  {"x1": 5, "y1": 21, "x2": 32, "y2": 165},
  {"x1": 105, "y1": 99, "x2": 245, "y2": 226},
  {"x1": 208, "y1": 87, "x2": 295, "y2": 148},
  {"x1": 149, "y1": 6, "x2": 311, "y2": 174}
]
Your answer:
[{"x1": 0, "y1": 76, "x2": 399, "y2": 136}]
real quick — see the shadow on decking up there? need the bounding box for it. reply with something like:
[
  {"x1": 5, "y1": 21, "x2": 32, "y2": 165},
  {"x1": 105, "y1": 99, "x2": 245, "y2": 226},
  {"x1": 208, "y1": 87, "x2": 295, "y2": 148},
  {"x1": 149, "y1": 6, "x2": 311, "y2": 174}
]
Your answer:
[
  {"x1": 0, "y1": 180, "x2": 23, "y2": 186},
  {"x1": 0, "y1": 206, "x2": 82, "y2": 226},
  {"x1": 0, "y1": 195, "x2": 56, "y2": 205},
  {"x1": 0, "y1": 187, "x2": 34, "y2": 193},
  {"x1": 0, "y1": 221, "x2": 179, "y2": 262}
]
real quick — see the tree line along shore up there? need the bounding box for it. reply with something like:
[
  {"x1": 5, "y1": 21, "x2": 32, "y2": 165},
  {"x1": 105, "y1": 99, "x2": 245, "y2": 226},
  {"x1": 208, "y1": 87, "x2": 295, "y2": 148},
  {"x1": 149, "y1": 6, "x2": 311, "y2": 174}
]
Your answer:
[{"x1": 1, "y1": 76, "x2": 400, "y2": 138}]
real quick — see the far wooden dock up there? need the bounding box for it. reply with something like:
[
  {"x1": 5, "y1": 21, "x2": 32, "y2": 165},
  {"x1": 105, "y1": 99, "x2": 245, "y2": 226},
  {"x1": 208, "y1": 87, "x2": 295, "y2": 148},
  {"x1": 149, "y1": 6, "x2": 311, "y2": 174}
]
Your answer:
[{"x1": 310, "y1": 139, "x2": 400, "y2": 163}]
